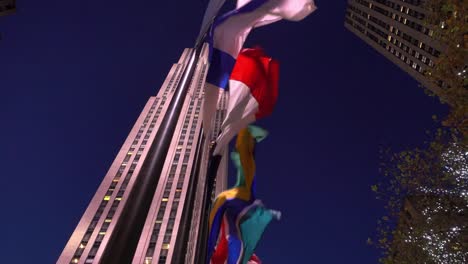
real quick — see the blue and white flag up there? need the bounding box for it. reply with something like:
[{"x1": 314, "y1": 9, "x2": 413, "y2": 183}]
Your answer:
[{"x1": 202, "y1": 0, "x2": 317, "y2": 139}]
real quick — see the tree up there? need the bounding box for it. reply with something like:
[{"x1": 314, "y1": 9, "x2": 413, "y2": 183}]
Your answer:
[{"x1": 372, "y1": 130, "x2": 467, "y2": 263}]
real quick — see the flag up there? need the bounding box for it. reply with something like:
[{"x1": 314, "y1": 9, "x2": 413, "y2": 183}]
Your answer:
[
  {"x1": 211, "y1": 221, "x2": 264, "y2": 264},
  {"x1": 208, "y1": 126, "x2": 280, "y2": 264},
  {"x1": 203, "y1": 0, "x2": 317, "y2": 138},
  {"x1": 210, "y1": 198, "x2": 280, "y2": 264},
  {"x1": 213, "y1": 47, "x2": 278, "y2": 155},
  {"x1": 247, "y1": 254, "x2": 262, "y2": 264}
]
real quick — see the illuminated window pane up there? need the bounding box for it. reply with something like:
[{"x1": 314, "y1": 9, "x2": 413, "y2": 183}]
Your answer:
[
  {"x1": 104, "y1": 196, "x2": 110, "y2": 201},
  {"x1": 162, "y1": 243, "x2": 170, "y2": 249}
]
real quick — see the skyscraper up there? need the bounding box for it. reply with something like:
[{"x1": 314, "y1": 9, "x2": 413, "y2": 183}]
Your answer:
[
  {"x1": 0, "y1": 0, "x2": 15, "y2": 16},
  {"x1": 58, "y1": 44, "x2": 228, "y2": 264},
  {"x1": 344, "y1": 0, "x2": 443, "y2": 90}
]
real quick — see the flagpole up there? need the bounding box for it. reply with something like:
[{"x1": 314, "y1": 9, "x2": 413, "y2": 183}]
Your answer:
[{"x1": 195, "y1": 146, "x2": 223, "y2": 264}]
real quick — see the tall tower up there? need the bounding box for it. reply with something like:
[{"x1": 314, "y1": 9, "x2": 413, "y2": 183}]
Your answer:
[
  {"x1": 344, "y1": 0, "x2": 443, "y2": 90},
  {"x1": 57, "y1": 44, "x2": 228, "y2": 264}
]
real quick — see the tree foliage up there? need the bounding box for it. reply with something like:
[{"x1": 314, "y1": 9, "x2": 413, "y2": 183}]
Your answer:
[{"x1": 372, "y1": 130, "x2": 467, "y2": 263}]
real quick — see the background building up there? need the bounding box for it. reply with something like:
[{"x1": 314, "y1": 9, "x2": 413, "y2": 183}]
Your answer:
[
  {"x1": 344, "y1": 0, "x2": 443, "y2": 90},
  {"x1": 57, "y1": 44, "x2": 228, "y2": 264},
  {"x1": 0, "y1": 0, "x2": 15, "y2": 16},
  {"x1": 0, "y1": 0, "x2": 16, "y2": 40}
]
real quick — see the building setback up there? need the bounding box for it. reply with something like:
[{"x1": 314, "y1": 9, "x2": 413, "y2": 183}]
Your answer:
[
  {"x1": 57, "y1": 44, "x2": 228, "y2": 264},
  {"x1": 344, "y1": 0, "x2": 444, "y2": 90}
]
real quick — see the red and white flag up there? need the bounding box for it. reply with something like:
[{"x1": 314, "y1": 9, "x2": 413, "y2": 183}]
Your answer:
[
  {"x1": 202, "y1": 0, "x2": 316, "y2": 139},
  {"x1": 213, "y1": 47, "x2": 279, "y2": 155}
]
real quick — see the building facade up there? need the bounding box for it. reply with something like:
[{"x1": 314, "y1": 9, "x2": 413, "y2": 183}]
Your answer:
[
  {"x1": 57, "y1": 45, "x2": 228, "y2": 264},
  {"x1": 0, "y1": 0, "x2": 15, "y2": 16},
  {"x1": 344, "y1": 0, "x2": 443, "y2": 90}
]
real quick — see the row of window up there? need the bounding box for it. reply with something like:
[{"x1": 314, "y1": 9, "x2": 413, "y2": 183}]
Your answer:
[
  {"x1": 352, "y1": 0, "x2": 435, "y2": 40},
  {"x1": 71, "y1": 97, "x2": 165, "y2": 263},
  {"x1": 346, "y1": 12, "x2": 428, "y2": 76},
  {"x1": 386, "y1": 44, "x2": 425, "y2": 74},
  {"x1": 171, "y1": 64, "x2": 185, "y2": 93},
  {"x1": 374, "y1": 0, "x2": 425, "y2": 19},
  {"x1": 144, "y1": 96, "x2": 202, "y2": 263},
  {"x1": 164, "y1": 65, "x2": 181, "y2": 96},
  {"x1": 388, "y1": 35, "x2": 435, "y2": 67},
  {"x1": 347, "y1": 4, "x2": 440, "y2": 66}
]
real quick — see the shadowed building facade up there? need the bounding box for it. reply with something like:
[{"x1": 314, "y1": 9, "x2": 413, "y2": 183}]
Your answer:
[
  {"x1": 344, "y1": 0, "x2": 443, "y2": 90},
  {"x1": 57, "y1": 45, "x2": 228, "y2": 264}
]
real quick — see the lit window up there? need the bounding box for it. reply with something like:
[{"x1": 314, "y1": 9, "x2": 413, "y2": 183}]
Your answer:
[
  {"x1": 104, "y1": 196, "x2": 111, "y2": 201},
  {"x1": 79, "y1": 243, "x2": 85, "y2": 249},
  {"x1": 104, "y1": 219, "x2": 112, "y2": 223},
  {"x1": 144, "y1": 257, "x2": 152, "y2": 264},
  {"x1": 72, "y1": 258, "x2": 79, "y2": 263},
  {"x1": 99, "y1": 232, "x2": 106, "y2": 235},
  {"x1": 162, "y1": 198, "x2": 169, "y2": 202},
  {"x1": 162, "y1": 244, "x2": 170, "y2": 249},
  {"x1": 116, "y1": 197, "x2": 122, "y2": 201},
  {"x1": 155, "y1": 220, "x2": 162, "y2": 224}
]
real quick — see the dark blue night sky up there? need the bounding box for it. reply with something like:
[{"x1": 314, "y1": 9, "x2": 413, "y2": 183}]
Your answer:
[{"x1": 0, "y1": 1, "x2": 446, "y2": 263}]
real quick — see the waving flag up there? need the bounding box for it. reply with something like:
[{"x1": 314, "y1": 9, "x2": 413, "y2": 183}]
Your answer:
[
  {"x1": 208, "y1": 126, "x2": 280, "y2": 264},
  {"x1": 203, "y1": 0, "x2": 317, "y2": 138},
  {"x1": 213, "y1": 47, "x2": 278, "y2": 155}
]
